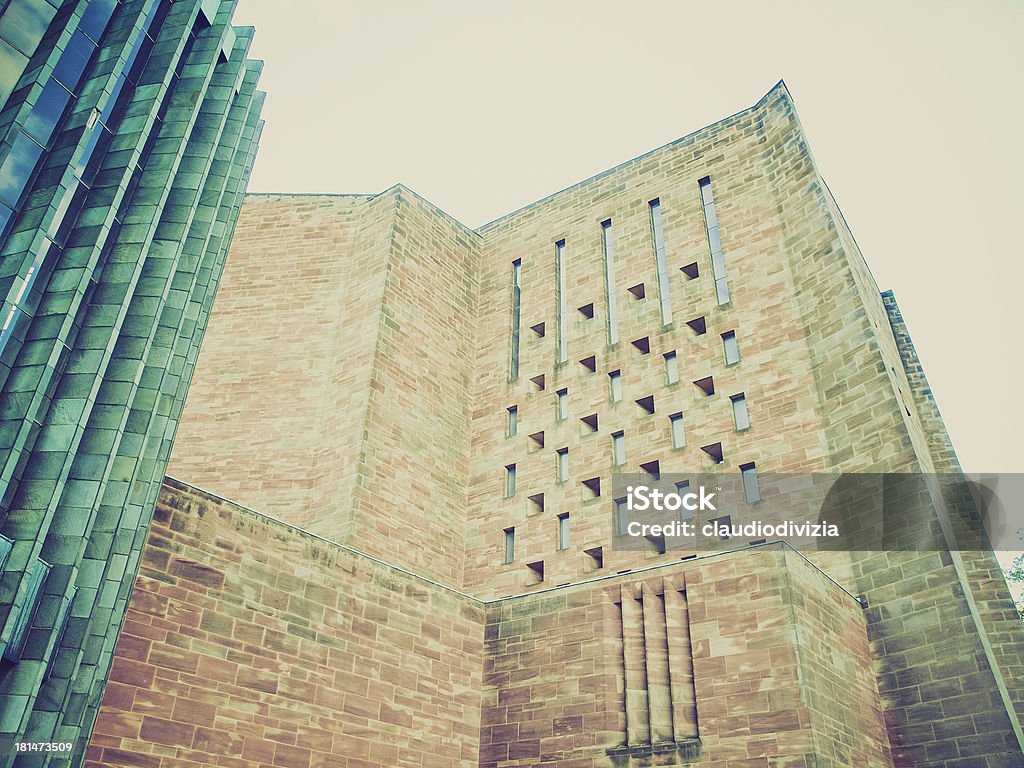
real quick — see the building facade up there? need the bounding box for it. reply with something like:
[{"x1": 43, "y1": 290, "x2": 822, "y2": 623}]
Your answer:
[
  {"x1": 87, "y1": 83, "x2": 1024, "y2": 767},
  {"x1": 0, "y1": 0, "x2": 263, "y2": 763}
]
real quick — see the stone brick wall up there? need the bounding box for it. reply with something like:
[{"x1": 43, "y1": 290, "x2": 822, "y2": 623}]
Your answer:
[
  {"x1": 479, "y1": 545, "x2": 892, "y2": 768},
  {"x1": 86, "y1": 478, "x2": 485, "y2": 768}
]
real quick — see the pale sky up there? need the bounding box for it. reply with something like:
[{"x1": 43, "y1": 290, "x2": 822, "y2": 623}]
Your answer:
[{"x1": 231, "y1": 0, "x2": 1024, "y2": 475}]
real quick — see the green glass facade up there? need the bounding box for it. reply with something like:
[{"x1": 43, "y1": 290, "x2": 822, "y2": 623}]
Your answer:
[{"x1": 0, "y1": 0, "x2": 263, "y2": 762}]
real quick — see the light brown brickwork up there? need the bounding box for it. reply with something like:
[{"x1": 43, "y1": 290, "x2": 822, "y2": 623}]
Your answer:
[
  {"x1": 86, "y1": 478, "x2": 485, "y2": 768},
  {"x1": 95, "y1": 81, "x2": 1024, "y2": 766}
]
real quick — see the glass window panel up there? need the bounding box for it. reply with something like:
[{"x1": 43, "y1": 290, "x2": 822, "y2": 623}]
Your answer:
[
  {"x1": 504, "y1": 528, "x2": 515, "y2": 564},
  {"x1": 711, "y1": 250, "x2": 726, "y2": 277},
  {"x1": 557, "y1": 448, "x2": 568, "y2": 482},
  {"x1": 612, "y1": 432, "x2": 625, "y2": 466},
  {"x1": 732, "y1": 395, "x2": 750, "y2": 431},
  {"x1": 670, "y1": 413, "x2": 685, "y2": 449},
  {"x1": 2, "y1": 558, "x2": 51, "y2": 662},
  {"x1": 557, "y1": 389, "x2": 568, "y2": 420},
  {"x1": 723, "y1": 331, "x2": 740, "y2": 365},
  {"x1": 742, "y1": 464, "x2": 760, "y2": 504},
  {"x1": 703, "y1": 202, "x2": 718, "y2": 230},
  {"x1": 52, "y1": 31, "x2": 94, "y2": 93},
  {"x1": 24, "y1": 79, "x2": 72, "y2": 145},
  {"x1": 699, "y1": 178, "x2": 714, "y2": 206},
  {"x1": 510, "y1": 260, "x2": 521, "y2": 379},
  {"x1": 505, "y1": 465, "x2": 516, "y2": 497},
  {"x1": 556, "y1": 240, "x2": 567, "y2": 363},
  {"x1": 649, "y1": 200, "x2": 672, "y2": 326},
  {"x1": 602, "y1": 219, "x2": 618, "y2": 345},
  {"x1": 609, "y1": 370, "x2": 621, "y2": 402},
  {"x1": 615, "y1": 499, "x2": 630, "y2": 535},
  {"x1": 558, "y1": 515, "x2": 570, "y2": 550},
  {"x1": 665, "y1": 352, "x2": 679, "y2": 384},
  {"x1": 707, "y1": 226, "x2": 722, "y2": 256},
  {"x1": 715, "y1": 277, "x2": 730, "y2": 305},
  {"x1": 77, "y1": 0, "x2": 117, "y2": 43},
  {"x1": 0, "y1": 131, "x2": 44, "y2": 206}
]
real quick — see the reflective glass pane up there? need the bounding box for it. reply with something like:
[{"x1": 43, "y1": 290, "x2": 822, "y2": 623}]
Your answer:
[
  {"x1": 52, "y1": 31, "x2": 94, "y2": 93},
  {"x1": 742, "y1": 466, "x2": 760, "y2": 504},
  {"x1": 24, "y1": 79, "x2": 72, "y2": 145},
  {"x1": 707, "y1": 226, "x2": 722, "y2": 256},
  {"x1": 703, "y1": 202, "x2": 718, "y2": 230},
  {"x1": 700, "y1": 179, "x2": 714, "y2": 205},
  {"x1": 78, "y1": 0, "x2": 117, "y2": 43},
  {"x1": 0, "y1": 131, "x2": 44, "y2": 206},
  {"x1": 732, "y1": 396, "x2": 750, "y2": 430},
  {"x1": 711, "y1": 250, "x2": 726, "y2": 276},
  {"x1": 715, "y1": 277, "x2": 730, "y2": 305}
]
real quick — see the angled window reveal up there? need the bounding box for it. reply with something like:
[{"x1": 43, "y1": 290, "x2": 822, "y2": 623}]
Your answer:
[
  {"x1": 612, "y1": 431, "x2": 626, "y2": 466},
  {"x1": 504, "y1": 527, "x2": 515, "y2": 564},
  {"x1": 556, "y1": 239, "x2": 568, "y2": 363},
  {"x1": 609, "y1": 370, "x2": 622, "y2": 402},
  {"x1": 649, "y1": 198, "x2": 673, "y2": 325},
  {"x1": 722, "y1": 330, "x2": 740, "y2": 365},
  {"x1": 664, "y1": 351, "x2": 679, "y2": 384},
  {"x1": 558, "y1": 513, "x2": 570, "y2": 550},
  {"x1": 602, "y1": 219, "x2": 619, "y2": 345},
  {"x1": 557, "y1": 388, "x2": 568, "y2": 420},
  {"x1": 699, "y1": 177, "x2": 729, "y2": 305},
  {"x1": 507, "y1": 406, "x2": 518, "y2": 437},
  {"x1": 741, "y1": 462, "x2": 760, "y2": 504},
  {"x1": 670, "y1": 412, "x2": 686, "y2": 449},
  {"x1": 731, "y1": 393, "x2": 750, "y2": 431},
  {"x1": 505, "y1": 464, "x2": 517, "y2": 497},
  {"x1": 557, "y1": 447, "x2": 569, "y2": 482},
  {"x1": 510, "y1": 259, "x2": 522, "y2": 379}
]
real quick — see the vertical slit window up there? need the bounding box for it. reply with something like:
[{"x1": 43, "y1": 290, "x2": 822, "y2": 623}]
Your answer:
[
  {"x1": 670, "y1": 412, "x2": 686, "y2": 449},
  {"x1": 2, "y1": 558, "x2": 52, "y2": 662},
  {"x1": 505, "y1": 464, "x2": 517, "y2": 497},
  {"x1": 602, "y1": 219, "x2": 619, "y2": 345},
  {"x1": 557, "y1": 447, "x2": 569, "y2": 482},
  {"x1": 504, "y1": 528, "x2": 515, "y2": 564},
  {"x1": 556, "y1": 240, "x2": 567, "y2": 363},
  {"x1": 741, "y1": 462, "x2": 760, "y2": 504},
  {"x1": 722, "y1": 330, "x2": 740, "y2": 365},
  {"x1": 615, "y1": 498, "x2": 630, "y2": 535},
  {"x1": 507, "y1": 406, "x2": 518, "y2": 437},
  {"x1": 649, "y1": 199, "x2": 673, "y2": 326},
  {"x1": 700, "y1": 177, "x2": 729, "y2": 304},
  {"x1": 664, "y1": 351, "x2": 679, "y2": 384},
  {"x1": 612, "y1": 431, "x2": 626, "y2": 466},
  {"x1": 510, "y1": 259, "x2": 522, "y2": 379},
  {"x1": 731, "y1": 394, "x2": 750, "y2": 431},
  {"x1": 557, "y1": 388, "x2": 568, "y2": 420},
  {"x1": 558, "y1": 514, "x2": 570, "y2": 550},
  {"x1": 609, "y1": 370, "x2": 622, "y2": 402}
]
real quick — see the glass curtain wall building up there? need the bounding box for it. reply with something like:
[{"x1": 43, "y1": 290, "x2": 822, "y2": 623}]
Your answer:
[{"x1": 0, "y1": 0, "x2": 263, "y2": 762}]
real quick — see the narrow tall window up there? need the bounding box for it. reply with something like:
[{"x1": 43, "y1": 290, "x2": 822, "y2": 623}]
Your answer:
[
  {"x1": 609, "y1": 370, "x2": 622, "y2": 402},
  {"x1": 557, "y1": 388, "x2": 568, "y2": 420},
  {"x1": 664, "y1": 351, "x2": 679, "y2": 384},
  {"x1": 504, "y1": 527, "x2": 515, "y2": 564},
  {"x1": 731, "y1": 394, "x2": 750, "y2": 431},
  {"x1": 699, "y1": 177, "x2": 729, "y2": 304},
  {"x1": 510, "y1": 259, "x2": 522, "y2": 379},
  {"x1": 505, "y1": 464, "x2": 516, "y2": 497},
  {"x1": 558, "y1": 514, "x2": 570, "y2": 550},
  {"x1": 741, "y1": 462, "x2": 760, "y2": 504},
  {"x1": 602, "y1": 219, "x2": 619, "y2": 345},
  {"x1": 507, "y1": 406, "x2": 518, "y2": 436},
  {"x1": 649, "y1": 199, "x2": 673, "y2": 325},
  {"x1": 722, "y1": 331, "x2": 740, "y2": 365},
  {"x1": 612, "y1": 431, "x2": 626, "y2": 466},
  {"x1": 670, "y1": 412, "x2": 686, "y2": 449},
  {"x1": 614, "y1": 498, "x2": 630, "y2": 535},
  {"x1": 557, "y1": 447, "x2": 569, "y2": 482},
  {"x1": 556, "y1": 240, "x2": 568, "y2": 363}
]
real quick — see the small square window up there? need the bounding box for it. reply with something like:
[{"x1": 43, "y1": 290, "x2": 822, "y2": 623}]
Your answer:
[
  {"x1": 708, "y1": 515, "x2": 731, "y2": 540},
  {"x1": 526, "y1": 560, "x2": 545, "y2": 582},
  {"x1": 635, "y1": 395, "x2": 655, "y2": 416},
  {"x1": 581, "y1": 413, "x2": 599, "y2": 433},
  {"x1": 528, "y1": 493, "x2": 545, "y2": 514},
  {"x1": 579, "y1": 355, "x2": 597, "y2": 373},
  {"x1": 530, "y1": 374, "x2": 546, "y2": 391},
  {"x1": 577, "y1": 303, "x2": 595, "y2": 319},
  {"x1": 628, "y1": 283, "x2": 646, "y2": 300},
  {"x1": 582, "y1": 476, "x2": 601, "y2": 498},
  {"x1": 631, "y1": 337, "x2": 651, "y2": 354}
]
